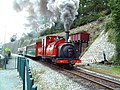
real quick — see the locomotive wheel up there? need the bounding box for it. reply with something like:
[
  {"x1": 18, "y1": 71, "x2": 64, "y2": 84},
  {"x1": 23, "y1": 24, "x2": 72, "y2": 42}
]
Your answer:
[
  {"x1": 46, "y1": 58, "x2": 52, "y2": 63},
  {"x1": 58, "y1": 64, "x2": 74, "y2": 69}
]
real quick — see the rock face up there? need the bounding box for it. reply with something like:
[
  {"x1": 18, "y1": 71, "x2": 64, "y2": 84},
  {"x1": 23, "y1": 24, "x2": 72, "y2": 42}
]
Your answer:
[{"x1": 81, "y1": 31, "x2": 115, "y2": 63}]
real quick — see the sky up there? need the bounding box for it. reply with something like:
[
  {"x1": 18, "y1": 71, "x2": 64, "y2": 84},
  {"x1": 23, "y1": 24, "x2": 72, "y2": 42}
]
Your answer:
[{"x1": 0, "y1": 0, "x2": 30, "y2": 44}]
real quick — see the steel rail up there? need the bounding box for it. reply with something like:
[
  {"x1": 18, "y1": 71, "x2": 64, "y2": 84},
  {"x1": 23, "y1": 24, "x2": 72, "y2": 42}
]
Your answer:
[
  {"x1": 75, "y1": 69, "x2": 120, "y2": 86},
  {"x1": 63, "y1": 69, "x2": 115, "y2": 90}
]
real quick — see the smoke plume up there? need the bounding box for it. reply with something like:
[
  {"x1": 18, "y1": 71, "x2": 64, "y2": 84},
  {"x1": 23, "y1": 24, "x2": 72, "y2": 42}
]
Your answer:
[
  {"x1": 41, "y1": 0, "x2": 79, "y2": 31},
  {"x1": 13, "y1": 0, "x2": 79, "y2": 31}
]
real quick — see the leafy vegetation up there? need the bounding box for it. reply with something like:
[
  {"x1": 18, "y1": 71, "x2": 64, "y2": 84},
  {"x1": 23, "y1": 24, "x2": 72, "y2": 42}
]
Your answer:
[
  {"x1": 73, "y1": 0, "x2": 110, "y2": 26},
  {"x1": 81, "y1": 65, "x2": 120, "y2": 78},
  {"x1": 31, "y1": 68, "x2": 45, "y2": 83},
  {"x1": 10, "y1": 34, "x2": 17, "y2": 42},
  {"x1": 106, "y1": 0, "x2": 120, "y2": 65},
  {"x1": 4, "y1": 48, "x2": 11, "y2": 55}
]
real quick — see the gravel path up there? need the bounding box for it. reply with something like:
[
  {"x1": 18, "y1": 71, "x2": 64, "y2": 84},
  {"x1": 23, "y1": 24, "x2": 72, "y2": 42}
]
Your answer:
[
  {"x1": 0, "y1": 54, "x2": 22, "y2": 90},
  {"x1": 0, "y1": 70, "x2": 22, "y2": 90},
  {"x1": 29, "y1": 59, "x2": 88, "y2": 90}
]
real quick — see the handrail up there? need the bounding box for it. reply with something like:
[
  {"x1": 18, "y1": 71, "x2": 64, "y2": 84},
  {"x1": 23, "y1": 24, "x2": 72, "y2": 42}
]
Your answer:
[{"x1": 17, "y1": 56, "x2": 37, "y2": 90}]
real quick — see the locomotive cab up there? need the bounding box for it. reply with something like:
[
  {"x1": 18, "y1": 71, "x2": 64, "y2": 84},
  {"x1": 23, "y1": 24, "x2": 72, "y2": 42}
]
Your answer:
[
  {"x1": 38, "y1": 36, "x2": 64, "y2": 57},
  {"x1": 45, "y1": 36, "x2": 65, "y2": 57}
]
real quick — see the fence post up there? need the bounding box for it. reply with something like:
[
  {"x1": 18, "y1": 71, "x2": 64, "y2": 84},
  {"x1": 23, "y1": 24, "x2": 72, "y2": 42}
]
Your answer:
[
  {"x1": 26, "y1": 59, "x2": 32, "y2": 90},
  {"x1": 20, "y1": 57, "x2": 26, "y2": 90},
  {"x1": 28, "y1": 72, "x2": 32, "y2": 90},
  {"x1": 15, "y1": 57, "x2": 16, "y2": 69},
  {"x1": 19, "y1": 58, "x2": 22, "y2": 78},
  {"x1": 32, "y1": 85, "x2": 37, "y2": 90},
  {"x1": 26, "y1": 59, "x2": 29, "y2": 66},
  {"x1": 23, "y1": 58, "x2": 26, "y2": 90},
  {"x1": 30, "y1": 78, "x2": 34, "y2": 90},
  {"x1": 17, "y1": 57, "x2": 20, "y2": 72},
  {"x1": 3, "y1": 57, "x2": 6, "y2": 69}
]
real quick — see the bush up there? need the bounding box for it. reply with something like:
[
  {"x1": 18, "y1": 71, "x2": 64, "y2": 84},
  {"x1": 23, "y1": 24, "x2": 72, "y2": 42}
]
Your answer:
[{"x1": 108, "y1": 0, "x2": 120, "y2": 65}]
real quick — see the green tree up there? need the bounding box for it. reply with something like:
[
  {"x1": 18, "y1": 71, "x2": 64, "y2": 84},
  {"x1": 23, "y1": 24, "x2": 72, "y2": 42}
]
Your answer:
[
  {"x1": 109, "y1": 0, "x2": 120, "y2": 65},
  {"x1": 10, "y1": 34, "x2": 17, "y2": 42},
  {"x1": 72, "y1": 0, "x2": 110, "y2": 28}
]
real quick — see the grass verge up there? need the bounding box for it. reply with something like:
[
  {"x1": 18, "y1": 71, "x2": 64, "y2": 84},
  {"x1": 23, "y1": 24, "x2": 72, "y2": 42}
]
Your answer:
[{"x1": 80, "y1": 65, "x2": 120, "y2": 78}]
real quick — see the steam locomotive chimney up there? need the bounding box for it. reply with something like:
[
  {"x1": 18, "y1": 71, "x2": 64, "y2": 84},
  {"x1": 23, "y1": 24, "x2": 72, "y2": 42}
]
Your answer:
[
  {"x1": 64, "y1": 22, "x2": 70, "y2": 42},
  {"x1": 65, "y1": 30, "x2": 69, "y2": 42}
]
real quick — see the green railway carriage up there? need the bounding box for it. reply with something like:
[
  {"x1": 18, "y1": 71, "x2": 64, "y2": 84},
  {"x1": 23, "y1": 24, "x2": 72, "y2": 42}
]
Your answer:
[
  {"x1": 26, "y1": 43, "x2": 36, "y2": 57},
  {"x1": 18, "y1": 46, "x2": 26, "y2": 56}
]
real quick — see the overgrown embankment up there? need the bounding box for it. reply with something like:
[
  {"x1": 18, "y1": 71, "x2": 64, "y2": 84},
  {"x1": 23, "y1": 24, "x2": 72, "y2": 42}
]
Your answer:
[
  {"x1": 4, "y1": 17, "x2": 106, "y2": 54},
  {"x1": 4, "y1": 16, "x2": 115, "y2": 64}
]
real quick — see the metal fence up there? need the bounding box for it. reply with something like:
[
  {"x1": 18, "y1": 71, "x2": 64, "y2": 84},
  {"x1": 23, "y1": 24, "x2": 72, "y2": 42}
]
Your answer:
[
  {"x1": 0, "y1": 55, "x2": 8, "y2": 69},
  {"x1": 17, "y1": 56, "x2": 37, "y2": 90}
]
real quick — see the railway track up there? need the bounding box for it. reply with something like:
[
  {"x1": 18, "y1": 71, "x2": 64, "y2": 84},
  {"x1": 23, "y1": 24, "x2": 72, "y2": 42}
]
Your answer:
[
  {"x1": 63, "y1": 67, "x2": 120, "y2": 90},
  {"x1": 32, "y1": 58, "x2": 120, "y2": 90}
]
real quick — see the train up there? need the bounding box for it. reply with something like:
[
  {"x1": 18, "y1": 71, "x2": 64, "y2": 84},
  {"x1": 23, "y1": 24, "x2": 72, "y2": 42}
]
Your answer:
[{"x1": 18, "y1": 32, "x2": 90, "y2": 67}]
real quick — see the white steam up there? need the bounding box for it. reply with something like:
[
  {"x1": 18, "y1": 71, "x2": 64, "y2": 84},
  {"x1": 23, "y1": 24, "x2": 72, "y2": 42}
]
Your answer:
[
  {"x1": 40, "y1": 0, "x2": 79, "y2": 30},
  {"x1": 13, "y1": 0, "x2": 79, "y2": 31}
]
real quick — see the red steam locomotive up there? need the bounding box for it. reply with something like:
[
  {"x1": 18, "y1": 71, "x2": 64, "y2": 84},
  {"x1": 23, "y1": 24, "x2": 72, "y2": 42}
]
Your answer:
[{"x1": 18, "y1": 32, "x2": 90, "y2": 67}]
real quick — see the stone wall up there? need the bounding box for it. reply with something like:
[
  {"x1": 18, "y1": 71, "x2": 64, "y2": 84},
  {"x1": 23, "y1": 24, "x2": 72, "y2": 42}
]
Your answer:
[{"x1": 81, "y1": 31, "x2": 115, "y2": 63}]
